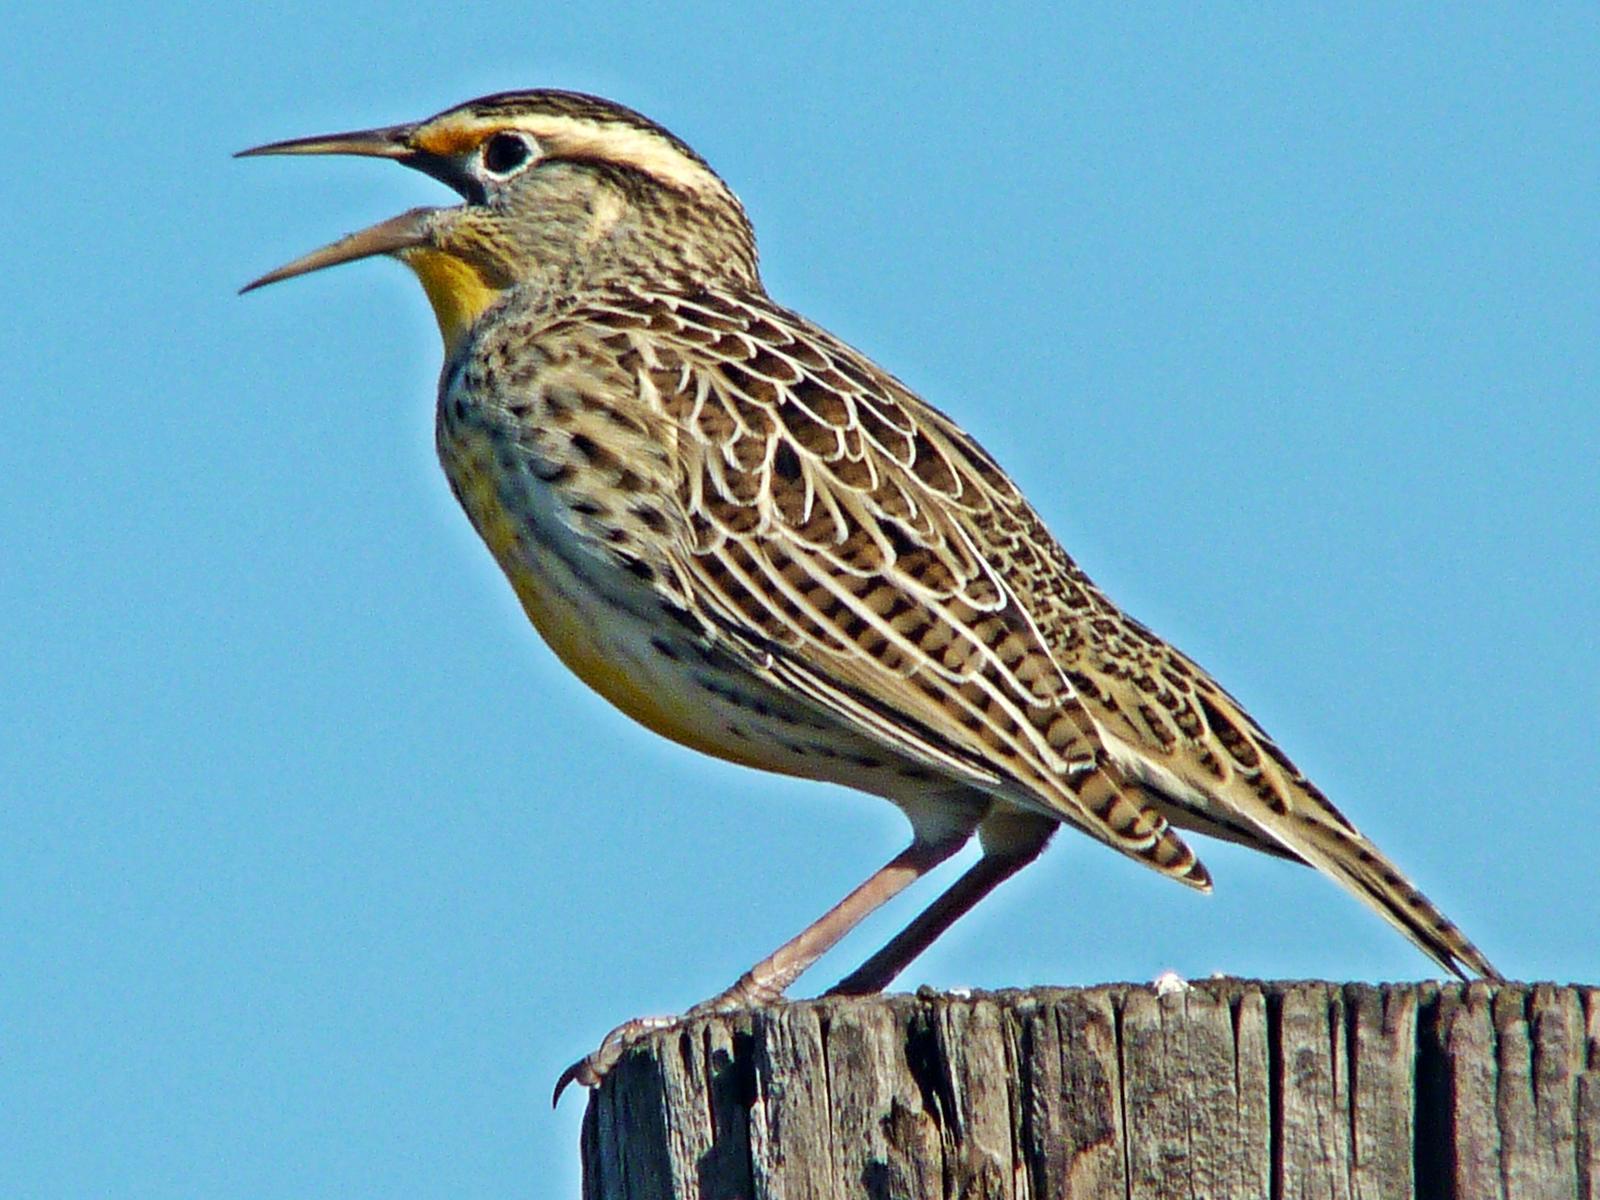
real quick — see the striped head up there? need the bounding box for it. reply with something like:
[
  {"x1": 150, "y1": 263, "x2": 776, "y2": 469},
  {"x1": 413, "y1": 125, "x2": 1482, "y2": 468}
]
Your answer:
[{"x1": 240, "y1": 90, "x2": 760, "y2": 351}]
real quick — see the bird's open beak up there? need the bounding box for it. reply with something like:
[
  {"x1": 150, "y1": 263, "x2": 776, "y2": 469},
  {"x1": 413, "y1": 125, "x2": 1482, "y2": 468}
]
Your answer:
[
  {"x1": 238, "y1": 123, "x2": 448, "y2": 293},
  {"x1": 236, "y1": 123, "x2": 418, "y2": 162},
  {"x1": 239, "y1": 206, "x2": 441, "y2": 293}
]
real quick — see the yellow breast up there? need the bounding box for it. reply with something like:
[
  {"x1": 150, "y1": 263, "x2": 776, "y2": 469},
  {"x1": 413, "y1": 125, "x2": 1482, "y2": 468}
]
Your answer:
[{"x1": 447, "y1": 447, "x2": 787, "y2": 774}]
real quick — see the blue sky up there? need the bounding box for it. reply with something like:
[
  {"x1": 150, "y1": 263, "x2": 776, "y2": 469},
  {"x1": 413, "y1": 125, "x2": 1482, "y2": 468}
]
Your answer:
[{"x1": 4, "y1": 5, "x2": 1597, "y2": 1197}]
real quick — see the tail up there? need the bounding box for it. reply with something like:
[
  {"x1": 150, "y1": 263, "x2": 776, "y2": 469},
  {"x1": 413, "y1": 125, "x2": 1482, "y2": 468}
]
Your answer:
[
  {"x1": 1116, "y1": 668, "x2": 1501, "y2": 979},
  {"x1": 1288, "y1": 803, "x2": 1499, "y2": 979}
]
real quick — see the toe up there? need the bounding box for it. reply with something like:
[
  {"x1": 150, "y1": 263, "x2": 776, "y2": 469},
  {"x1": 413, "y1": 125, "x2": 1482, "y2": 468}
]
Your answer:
[{"x1": 551, "y1": 1013, "x2": 683, "y2": 1105}]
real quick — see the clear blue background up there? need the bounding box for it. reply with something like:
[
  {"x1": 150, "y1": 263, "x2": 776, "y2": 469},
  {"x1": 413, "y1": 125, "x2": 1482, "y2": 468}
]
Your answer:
[{"x1": 4, "y1": 6, "x2": 1596, "y2": 1197}]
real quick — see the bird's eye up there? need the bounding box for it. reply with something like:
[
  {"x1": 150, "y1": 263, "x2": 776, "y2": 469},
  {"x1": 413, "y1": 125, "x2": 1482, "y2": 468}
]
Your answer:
[{"x1": 481, "y1": 132, "x2": 534, "y2": 177}]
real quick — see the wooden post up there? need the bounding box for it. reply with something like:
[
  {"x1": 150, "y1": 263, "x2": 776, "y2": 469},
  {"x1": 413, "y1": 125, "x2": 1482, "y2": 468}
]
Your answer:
[{"x1": 579, "y1": 980, "x2": 1599, "y2": 1200}]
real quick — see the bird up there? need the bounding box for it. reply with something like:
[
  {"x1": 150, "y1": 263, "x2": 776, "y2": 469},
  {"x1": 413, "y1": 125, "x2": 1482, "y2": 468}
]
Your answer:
[{"x1": 238, "y1": 88, "x2": 1499, "y2": 1097}]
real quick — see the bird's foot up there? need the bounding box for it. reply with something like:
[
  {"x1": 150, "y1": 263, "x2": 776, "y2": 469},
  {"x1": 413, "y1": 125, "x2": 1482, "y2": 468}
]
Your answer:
[
  {"x1": 552, "y1": 979, "x2": 785, "y2": 1105},
  {"x1": 552, "y1": 1013, "x2": 682, "y2": 1104}
]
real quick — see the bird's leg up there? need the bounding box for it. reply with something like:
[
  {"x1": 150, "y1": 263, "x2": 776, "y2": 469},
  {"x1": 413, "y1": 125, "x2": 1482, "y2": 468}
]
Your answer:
[
  {"x1": 695, "y1": 831, "x2": 973, "y2": 1008},
  {"x1": 553, "y1": 831, "x2": 969, "y2": 1102},
  {"x1": 827, "y1": 812, "x2": 1056, "y2": 996}
]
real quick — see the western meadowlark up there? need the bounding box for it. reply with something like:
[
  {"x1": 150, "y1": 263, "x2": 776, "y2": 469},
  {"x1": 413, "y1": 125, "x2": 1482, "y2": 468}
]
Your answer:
[{"x1": 240, "y1": 89, "x2": 1499, "y2": 1096}]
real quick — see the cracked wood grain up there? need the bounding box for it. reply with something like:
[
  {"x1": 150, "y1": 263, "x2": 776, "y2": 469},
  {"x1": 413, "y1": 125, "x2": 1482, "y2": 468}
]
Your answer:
[{"x1": 580, "y1": 981, "x2": 1599, "y2": 1200}]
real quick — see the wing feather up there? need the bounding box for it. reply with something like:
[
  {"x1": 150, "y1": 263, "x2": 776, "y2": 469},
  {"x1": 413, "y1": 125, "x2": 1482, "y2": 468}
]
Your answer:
[
  {"x1": 581, "y1": 286, "x2": 1210, "y2": 888},
  {"x1": 520, "y1": 283, "x2": 1493, "y2": 976}
]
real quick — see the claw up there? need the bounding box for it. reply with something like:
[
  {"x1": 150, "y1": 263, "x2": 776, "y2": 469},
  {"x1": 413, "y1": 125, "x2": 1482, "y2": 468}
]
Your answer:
[
  {"x1": 550, "y1": 1058, "x2": 595, "y2": 1107},
  {"x1": 551, "y1": 1013, "x2": 683, "y2": 1106}
]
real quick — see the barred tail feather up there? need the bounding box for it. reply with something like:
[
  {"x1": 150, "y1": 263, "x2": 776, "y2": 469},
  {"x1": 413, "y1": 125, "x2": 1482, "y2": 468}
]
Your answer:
[{"x1": 1287, "y1": 814, "x2": 1498, "y2": 979}]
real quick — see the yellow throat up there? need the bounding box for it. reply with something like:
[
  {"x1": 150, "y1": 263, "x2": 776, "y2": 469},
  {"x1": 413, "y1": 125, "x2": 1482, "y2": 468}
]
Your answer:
[{"x1": 400, "y1": 247, "x2": 505, "y2": 355}]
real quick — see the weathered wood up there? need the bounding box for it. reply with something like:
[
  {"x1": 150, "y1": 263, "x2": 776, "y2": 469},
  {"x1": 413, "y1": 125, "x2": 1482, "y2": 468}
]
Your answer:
[{"x1": 580, "y1": 980, "x2": 1599, "y2": 1200}]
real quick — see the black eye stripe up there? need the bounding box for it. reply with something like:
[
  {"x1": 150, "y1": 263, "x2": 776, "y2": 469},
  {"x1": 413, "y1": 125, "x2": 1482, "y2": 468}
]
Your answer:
[{"x1": 483, "y1": 132, "x2": 533, "y2": 176}]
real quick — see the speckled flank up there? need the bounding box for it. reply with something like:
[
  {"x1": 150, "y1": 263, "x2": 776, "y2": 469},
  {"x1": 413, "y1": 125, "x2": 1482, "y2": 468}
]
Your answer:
[{"x1": 436, "y1": 361, "x2": 956, "y2": 802}]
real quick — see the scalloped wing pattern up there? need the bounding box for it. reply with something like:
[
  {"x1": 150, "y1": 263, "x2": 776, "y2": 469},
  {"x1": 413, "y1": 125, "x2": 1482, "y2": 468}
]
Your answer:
[
  {"x1": 538, "y1": 286, "x2": 1212, "y2": 888},
  {"x1": 493, "y1": 284, "x2": 1494, "y2": 975}
]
